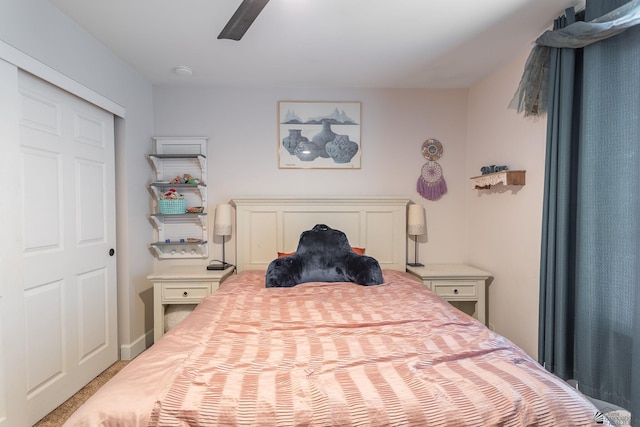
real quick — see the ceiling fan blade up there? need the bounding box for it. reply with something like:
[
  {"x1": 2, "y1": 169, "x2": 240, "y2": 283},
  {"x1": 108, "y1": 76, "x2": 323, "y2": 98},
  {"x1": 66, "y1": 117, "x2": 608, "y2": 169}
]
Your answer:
[{"x1": 218, "y1": 0, "x2": 270, "y2": 41}]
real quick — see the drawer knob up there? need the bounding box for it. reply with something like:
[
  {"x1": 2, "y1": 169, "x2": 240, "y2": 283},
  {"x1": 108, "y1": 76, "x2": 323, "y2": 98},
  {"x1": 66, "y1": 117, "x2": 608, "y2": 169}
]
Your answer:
[
  {"x1": 183, "y1": 291, "x2": 188, "y2": 297},
  {"x1": 453, "y1": 289, "x2": 459, "y2": 294}
]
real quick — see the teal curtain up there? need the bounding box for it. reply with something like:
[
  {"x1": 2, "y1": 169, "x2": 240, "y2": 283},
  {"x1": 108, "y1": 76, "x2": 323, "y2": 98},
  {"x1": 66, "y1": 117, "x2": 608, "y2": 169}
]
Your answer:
[
  {"x1": 538, "y1": 8, "x2": 581, "y2": 380},
  {"x1": 539, "y1": 0, "x2": 639, "y2": 420}
]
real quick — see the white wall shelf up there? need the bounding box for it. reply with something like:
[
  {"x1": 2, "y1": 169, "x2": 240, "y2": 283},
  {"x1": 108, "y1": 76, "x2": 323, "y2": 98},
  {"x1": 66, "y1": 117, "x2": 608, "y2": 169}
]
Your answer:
[
  {"x1": 471, "y1": 170, "x2": 526, "y2": 190},
  {"x1": 149, "y1": 183, "x2": 207, "y2": 205},
  {"x1": 149, "y1": 137, "x2": 208, "y2": 259},
  {"x1": 150, "y1": 241, "x2": 208, "y2": 259}
]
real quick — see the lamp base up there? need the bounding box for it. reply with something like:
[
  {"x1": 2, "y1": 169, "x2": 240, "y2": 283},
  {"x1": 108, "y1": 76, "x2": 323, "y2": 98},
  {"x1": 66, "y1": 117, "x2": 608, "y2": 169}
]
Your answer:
[
  {"x1": 407, "y1": 262, "x2": 424, "y2": 267},
  {"x1": 206, "y1": 262, "x2": 232, "y2": 271}
]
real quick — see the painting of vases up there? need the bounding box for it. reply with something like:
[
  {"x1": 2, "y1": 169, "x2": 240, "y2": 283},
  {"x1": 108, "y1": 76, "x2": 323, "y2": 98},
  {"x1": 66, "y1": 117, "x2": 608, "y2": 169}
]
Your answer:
[{"x1": 278, "y1": 101, "x2": 361, "y2": 169}]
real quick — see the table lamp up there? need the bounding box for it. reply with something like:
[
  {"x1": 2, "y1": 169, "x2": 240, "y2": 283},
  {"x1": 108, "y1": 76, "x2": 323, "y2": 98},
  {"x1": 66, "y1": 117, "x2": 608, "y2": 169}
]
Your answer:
[
  {"x1": 211, "y1": 204, "x2": 232, "y2": 270},
  {"x1": 407, "y1": 204, "x2": 425, "y2": 267}
]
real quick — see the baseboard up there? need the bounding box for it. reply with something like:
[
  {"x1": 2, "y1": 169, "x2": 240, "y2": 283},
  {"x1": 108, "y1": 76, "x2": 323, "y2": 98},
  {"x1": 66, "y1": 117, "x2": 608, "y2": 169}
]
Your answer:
[{"x1": 120, "y1": 329, "x2": 153, "y2": 360}]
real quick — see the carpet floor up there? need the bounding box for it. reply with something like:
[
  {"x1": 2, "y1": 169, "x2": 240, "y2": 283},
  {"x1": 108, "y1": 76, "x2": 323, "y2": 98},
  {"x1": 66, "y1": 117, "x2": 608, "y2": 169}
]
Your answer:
[{"x1": 33, "y1": 360, "x2": 129, "y2": 426}]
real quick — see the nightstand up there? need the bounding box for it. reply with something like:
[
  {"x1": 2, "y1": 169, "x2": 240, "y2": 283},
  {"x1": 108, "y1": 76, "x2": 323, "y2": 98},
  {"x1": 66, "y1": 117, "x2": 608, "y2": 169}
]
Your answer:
[
  {"x1": 149, "y1": 265, "x2": 235, "y2": 343},
  {"x1": 406, "y1": 264, "x2": 491, "y2": 325}
]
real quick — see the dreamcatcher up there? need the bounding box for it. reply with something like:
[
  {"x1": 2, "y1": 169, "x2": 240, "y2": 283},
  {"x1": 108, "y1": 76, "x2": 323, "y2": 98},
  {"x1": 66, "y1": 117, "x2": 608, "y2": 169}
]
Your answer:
[{"x1": 417, "y1": 138, "x2": 447, "y2": 201}]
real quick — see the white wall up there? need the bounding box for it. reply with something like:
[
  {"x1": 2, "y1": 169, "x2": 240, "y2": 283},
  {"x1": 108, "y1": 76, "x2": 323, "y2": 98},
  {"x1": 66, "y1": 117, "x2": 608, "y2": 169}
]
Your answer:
[
  {"x1": 152, "y1": 86, "x2": 470, "y2": 268},
  {"x1": 0, "y1": 0, "x2": 155, "y2": 357},
  {"x1": 467, "y1": 52, "x2": 547, "y2": 357}
]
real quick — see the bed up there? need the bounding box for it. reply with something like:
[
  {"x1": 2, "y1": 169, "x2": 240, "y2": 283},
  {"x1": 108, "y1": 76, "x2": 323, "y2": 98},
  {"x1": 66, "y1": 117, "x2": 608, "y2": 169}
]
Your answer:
[{"x1": 64, "y1": 197, "x2": 599, "y2": 426}]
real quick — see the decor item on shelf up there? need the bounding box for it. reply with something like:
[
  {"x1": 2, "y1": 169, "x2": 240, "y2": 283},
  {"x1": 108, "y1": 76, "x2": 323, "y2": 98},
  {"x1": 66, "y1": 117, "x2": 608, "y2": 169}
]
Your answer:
[
  {"x1": 160, "y1": 188, "x2": 184, "y2": 199},
  {"x1": 170, "y1": 174, "x2": 200, "y2": 184},
  {"x1": 210, "y1": 204, "x2": 233, "y2": 270},
  {"x1": 407, "y1": 204, "x2": 425, "y2": 267},
  {"x1": 159, "y1": 189, "x2": 186, "y2": 214},
  {"x1": 416, "y1": 138, "x2": 448, "y2": 201},
  {"x1": 480, "y1": 165, "x2": 509, "y2": 175}
]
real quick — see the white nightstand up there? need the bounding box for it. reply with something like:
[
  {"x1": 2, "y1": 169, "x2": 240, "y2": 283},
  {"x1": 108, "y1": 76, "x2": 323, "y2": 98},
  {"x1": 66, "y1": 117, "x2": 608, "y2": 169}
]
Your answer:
[
  {"x1": 149, "y1": 265, "x2": 235, "y2": 343},
  {"x1": 406, "y1": 264, "x2": 491, "y2": 325}
]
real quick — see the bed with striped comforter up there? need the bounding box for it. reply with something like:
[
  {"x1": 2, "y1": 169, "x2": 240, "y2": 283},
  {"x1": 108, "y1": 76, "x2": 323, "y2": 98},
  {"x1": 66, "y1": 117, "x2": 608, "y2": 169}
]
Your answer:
[{"x1": 64, "y1": 270, "x2": 598, "y2": 426}]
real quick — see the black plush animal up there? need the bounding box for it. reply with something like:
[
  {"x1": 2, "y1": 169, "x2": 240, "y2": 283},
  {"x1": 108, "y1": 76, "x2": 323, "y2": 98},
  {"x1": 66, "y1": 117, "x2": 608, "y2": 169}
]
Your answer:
[{"x1": 265, "y1": 224, "x2": 383, "y2": 288}]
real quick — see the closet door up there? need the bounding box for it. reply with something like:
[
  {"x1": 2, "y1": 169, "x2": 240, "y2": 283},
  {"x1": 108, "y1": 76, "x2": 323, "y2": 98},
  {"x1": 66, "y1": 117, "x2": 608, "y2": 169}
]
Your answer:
[{"x1": 18, "y1": 71, "x2": 117, "y2": 424}]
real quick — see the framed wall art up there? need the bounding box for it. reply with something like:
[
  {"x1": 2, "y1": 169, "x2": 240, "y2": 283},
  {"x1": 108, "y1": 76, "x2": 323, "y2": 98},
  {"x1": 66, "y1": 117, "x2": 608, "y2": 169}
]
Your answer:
[{"x1": 278, "y1": 101, "x2": 361, "y2": 169}]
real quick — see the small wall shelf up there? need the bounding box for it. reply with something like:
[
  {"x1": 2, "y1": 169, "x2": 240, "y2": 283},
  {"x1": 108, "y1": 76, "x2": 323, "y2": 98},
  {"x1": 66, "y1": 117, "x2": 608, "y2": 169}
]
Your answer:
[
  {"x1": 149, "y1": 137, "x2": 208, "y2": 259},
  {"x1": 471, "y1": 170, "x2": 526, "y2": 190}
]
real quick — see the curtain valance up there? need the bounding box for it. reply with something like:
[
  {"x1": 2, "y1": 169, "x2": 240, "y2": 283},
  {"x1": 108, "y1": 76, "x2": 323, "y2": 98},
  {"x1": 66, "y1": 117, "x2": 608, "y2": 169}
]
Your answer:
[{"x1": 510, "y1": 0, "x2": 640, "y2": 117}]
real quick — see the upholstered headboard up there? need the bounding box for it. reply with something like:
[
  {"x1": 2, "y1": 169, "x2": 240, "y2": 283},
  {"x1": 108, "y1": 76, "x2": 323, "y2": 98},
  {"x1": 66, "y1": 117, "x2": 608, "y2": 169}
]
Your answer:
[{"x1": 231, "y1": 197, "x2": 410, "y2": 272}]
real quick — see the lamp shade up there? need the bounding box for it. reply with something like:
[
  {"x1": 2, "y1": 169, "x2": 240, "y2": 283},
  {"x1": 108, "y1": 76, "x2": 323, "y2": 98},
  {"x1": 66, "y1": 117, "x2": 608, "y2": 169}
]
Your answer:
[
  {"x1": 214, "y1": 204, "x2": 232, "y2": 236},
  {"x1": 407, "y1": 204, "x2": 425, "y2": 236}
]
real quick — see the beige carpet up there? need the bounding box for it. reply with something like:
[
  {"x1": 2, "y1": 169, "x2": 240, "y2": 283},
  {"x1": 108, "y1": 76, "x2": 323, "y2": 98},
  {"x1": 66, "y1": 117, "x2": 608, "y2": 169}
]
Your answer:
[{"x1": 34, "y1": 360, "x2": 129, "y2": 427}]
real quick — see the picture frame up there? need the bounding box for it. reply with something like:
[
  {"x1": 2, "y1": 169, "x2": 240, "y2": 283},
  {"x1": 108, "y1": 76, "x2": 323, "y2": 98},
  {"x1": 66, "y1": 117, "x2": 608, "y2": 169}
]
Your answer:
[{"x1": 278, "y1": 101, "x2": 361, "y2": 169}]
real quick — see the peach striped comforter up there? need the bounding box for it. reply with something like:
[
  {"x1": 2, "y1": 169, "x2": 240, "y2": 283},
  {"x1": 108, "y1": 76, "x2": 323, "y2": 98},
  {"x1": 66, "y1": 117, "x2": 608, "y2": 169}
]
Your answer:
[{"x1": 65, "y1": 270, "x2": 598, "y2": 426}]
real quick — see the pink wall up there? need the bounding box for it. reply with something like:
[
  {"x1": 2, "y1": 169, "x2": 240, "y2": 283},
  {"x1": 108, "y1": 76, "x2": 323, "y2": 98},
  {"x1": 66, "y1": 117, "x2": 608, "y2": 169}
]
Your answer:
[
  {"x1": 2, "y1": 0, "x2": 550, "y2": 361},
  {"x1": 467, "y1": 51, "x2": 547, "y2": 356},
  {"x1": 152, "y1": 51, "x2": 548, "y2": 358},
  {"x1": 152, "y1": 87, "x2": 471, "y2": 267}
]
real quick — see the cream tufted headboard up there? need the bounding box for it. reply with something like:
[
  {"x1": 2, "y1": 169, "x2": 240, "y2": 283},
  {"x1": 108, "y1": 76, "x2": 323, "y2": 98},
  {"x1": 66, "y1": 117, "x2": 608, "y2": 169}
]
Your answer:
[{"x1": 231, "y1": 197, "x2": 410, "y2": 272}]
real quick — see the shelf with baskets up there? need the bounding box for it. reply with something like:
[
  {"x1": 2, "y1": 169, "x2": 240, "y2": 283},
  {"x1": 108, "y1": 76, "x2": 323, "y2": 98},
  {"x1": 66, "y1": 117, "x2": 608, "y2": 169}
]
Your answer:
[{"x1": 149, "y1": 137, "x2": 209, "y2": 259}]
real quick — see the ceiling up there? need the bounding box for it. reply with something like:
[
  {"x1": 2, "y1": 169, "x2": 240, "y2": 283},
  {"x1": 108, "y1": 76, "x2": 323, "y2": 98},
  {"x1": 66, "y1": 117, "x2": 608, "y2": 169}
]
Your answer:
[{"x1": 48, "y1": 0, "x2": 584, "y2": 89}]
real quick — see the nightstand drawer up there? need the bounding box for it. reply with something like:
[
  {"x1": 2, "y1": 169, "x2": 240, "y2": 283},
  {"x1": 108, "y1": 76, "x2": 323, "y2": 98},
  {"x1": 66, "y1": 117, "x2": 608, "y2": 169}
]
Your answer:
[
  {"x1": 162, "y1": 284, "x2": 210, "y2": 302},
  {"x1": 432, "y1": 281, "x2": 477, "y2": 299}
]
